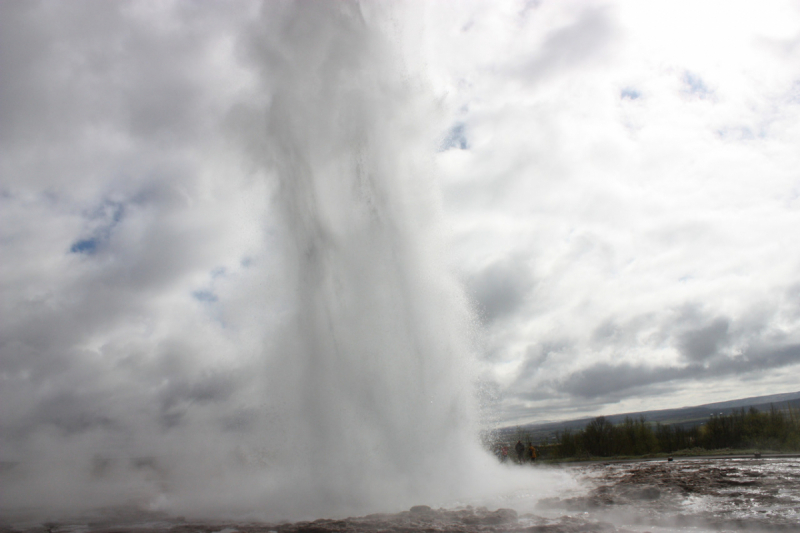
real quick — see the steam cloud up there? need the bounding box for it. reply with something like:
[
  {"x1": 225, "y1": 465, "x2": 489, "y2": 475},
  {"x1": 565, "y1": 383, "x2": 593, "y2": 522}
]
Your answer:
[{"x1": 0, "y1": 1, "x2": 498, "y2": 521}]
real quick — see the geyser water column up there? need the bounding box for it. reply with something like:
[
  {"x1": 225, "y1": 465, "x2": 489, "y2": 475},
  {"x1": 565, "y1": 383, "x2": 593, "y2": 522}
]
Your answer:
[{"x1": 237, "y1": 1, "x2": 484, "y2": 516}]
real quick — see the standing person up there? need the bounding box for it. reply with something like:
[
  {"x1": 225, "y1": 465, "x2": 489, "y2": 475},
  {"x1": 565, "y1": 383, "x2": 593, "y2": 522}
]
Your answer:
[
  {"x1": 515, "y1": 440, "x2": 524, "y2": 463},
  {"x1": 529, "y1": 443, "x2": 537, "y2": 462},
  {"x1": 501, "y1": 446, "x2": 508, "y2": 463}
]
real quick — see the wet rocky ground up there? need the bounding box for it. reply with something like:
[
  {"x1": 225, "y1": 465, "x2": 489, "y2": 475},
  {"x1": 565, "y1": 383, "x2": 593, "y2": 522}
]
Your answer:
[
  {"x1": 0, "y1": 506, "x2": 632, "y2": 533},
  {"x1": 2, "y1": 458, "x2": 798, "y2": 533},
  {"x1": 539, "y1": 457, "x2": 800, "y2": 531}
]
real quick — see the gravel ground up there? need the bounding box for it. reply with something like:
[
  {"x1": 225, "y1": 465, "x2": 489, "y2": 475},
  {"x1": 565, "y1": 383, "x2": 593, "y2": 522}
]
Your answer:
[{"x1": 2, "y1": 458, "x2": 798, "y2": 533}]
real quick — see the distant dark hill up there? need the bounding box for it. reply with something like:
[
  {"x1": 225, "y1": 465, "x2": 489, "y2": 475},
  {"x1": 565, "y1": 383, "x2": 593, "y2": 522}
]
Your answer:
[{"x1": 497, "y1": 391, "x2": 800, "y2": 444}]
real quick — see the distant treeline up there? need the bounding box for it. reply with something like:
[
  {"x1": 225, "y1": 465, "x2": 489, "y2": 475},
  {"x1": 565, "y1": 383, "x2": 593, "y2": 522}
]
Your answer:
[{"x1": 556, "y1": 405, "x2": 800, "y2": 458}]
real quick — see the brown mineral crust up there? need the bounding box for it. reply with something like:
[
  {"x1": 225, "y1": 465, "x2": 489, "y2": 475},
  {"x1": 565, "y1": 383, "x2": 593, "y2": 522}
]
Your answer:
[
  {"x1": 271, "y1": 506, "x2": 522, "y2": 533},
  {"x1": 44, "y1": 507, "x2": 625, "y2": 533}
]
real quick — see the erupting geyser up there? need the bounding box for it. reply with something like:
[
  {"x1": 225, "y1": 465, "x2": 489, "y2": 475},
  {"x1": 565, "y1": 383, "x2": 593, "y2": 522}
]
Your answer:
[
  {"x1": 0, "y1": 1, "x2": 492, "y2": 522},
  {"x1": 229, "y1": 1, "x2": 487, "y2": 516}
]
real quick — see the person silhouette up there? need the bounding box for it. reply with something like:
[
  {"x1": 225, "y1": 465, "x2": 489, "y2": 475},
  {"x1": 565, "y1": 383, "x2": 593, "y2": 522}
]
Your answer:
[{"x1": 515, "y1": 440, "x2": 524, "y2": 463}]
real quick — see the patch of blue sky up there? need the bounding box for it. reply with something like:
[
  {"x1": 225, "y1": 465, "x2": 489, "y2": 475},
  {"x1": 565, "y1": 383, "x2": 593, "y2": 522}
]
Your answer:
[
  {"x1": 620, "y1": 87, "x2": 641, "y2": 100},
  {"x1": 192, "y1": 288, "x2": 228, "y2": 329},
  {"x1": 683, "y1": 71, "x2": 712, "y2": 98},
  {"x1": 86, "y1": 199, "x2": 124, "y2": 223},
  {"x1": 192, "y1": 290, "x2": 219, "y2": 303},
  {"x1": 69, "y1": 199, "x2": 126, "y2": 256},
  {"x1": 440, "y1": 123, "x2": 469, "y2": 151},
  {"x1": 70, "y1": 238, "x2": 99, "y2": 255}
]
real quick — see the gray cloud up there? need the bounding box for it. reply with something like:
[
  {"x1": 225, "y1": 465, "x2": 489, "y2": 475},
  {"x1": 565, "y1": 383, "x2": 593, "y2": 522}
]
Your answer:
[
  {"x1": 725, "y1": 343, "x2": 800, "y2": 374},
  {"x1": 0, "y1": 1, "x2": 223, "y2": 143},
  {"x1": 157, "y1": 369, "x2": 238, "y2": 429},
  {"x1": 516, "y1": 6, "x2": 617, "y2": 82},
  {"x1": 0, "y1": 1, "x2": 263, "y2": 457},
  {"x1": 677, "y1": 317, "x2": 730, "y2": 362},
  {"x1": 466, "y1": 257, "x2": 535, "y2": 324},
  {"x1": 557, "y1": 341, "x2": 800, "y2": 402},
  {"x1": 497, "y1": 289, "x2": 800, "y2": 415},
  {"x1": 560, "y1": 362, "x2": 691, "y2": 399},
  {"x1": 27, "y1": 391, "x2": 117, "y2": 436}
]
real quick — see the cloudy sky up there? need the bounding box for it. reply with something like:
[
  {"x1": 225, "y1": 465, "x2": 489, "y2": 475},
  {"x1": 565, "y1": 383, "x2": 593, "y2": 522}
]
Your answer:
[
  {"x1": 427, "y1": 0, "x2": 800, "y2": 423},
  {"x1": 2, "y1": 0, "x2": 800, "y2": 469}
]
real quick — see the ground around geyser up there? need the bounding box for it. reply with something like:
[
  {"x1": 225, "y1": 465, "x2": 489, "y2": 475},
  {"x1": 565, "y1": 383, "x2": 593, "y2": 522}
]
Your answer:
[{"x1": 2, "y1": 458, "x2": 798, "y2": 532}]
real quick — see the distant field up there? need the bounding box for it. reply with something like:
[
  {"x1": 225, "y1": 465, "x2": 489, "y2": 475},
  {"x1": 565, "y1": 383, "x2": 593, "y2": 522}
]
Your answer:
[{"x1": 495, "y1": 390, "x2": 800, "y2": 445}]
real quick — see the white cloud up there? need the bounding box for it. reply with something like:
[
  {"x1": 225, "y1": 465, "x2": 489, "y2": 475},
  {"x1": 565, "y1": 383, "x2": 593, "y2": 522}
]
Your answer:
[{"x1": 426, "y1": 0, "x2": 800, "y2": 422}]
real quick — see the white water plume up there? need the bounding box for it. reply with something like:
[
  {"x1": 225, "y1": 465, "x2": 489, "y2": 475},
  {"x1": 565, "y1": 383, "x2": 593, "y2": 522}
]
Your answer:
[
  {"x1": 221, "y1": 1, "x2": 487, "y2": 516},
  {"x1": 0, "y1": 0, "x2": 512, "y2": 522}
]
